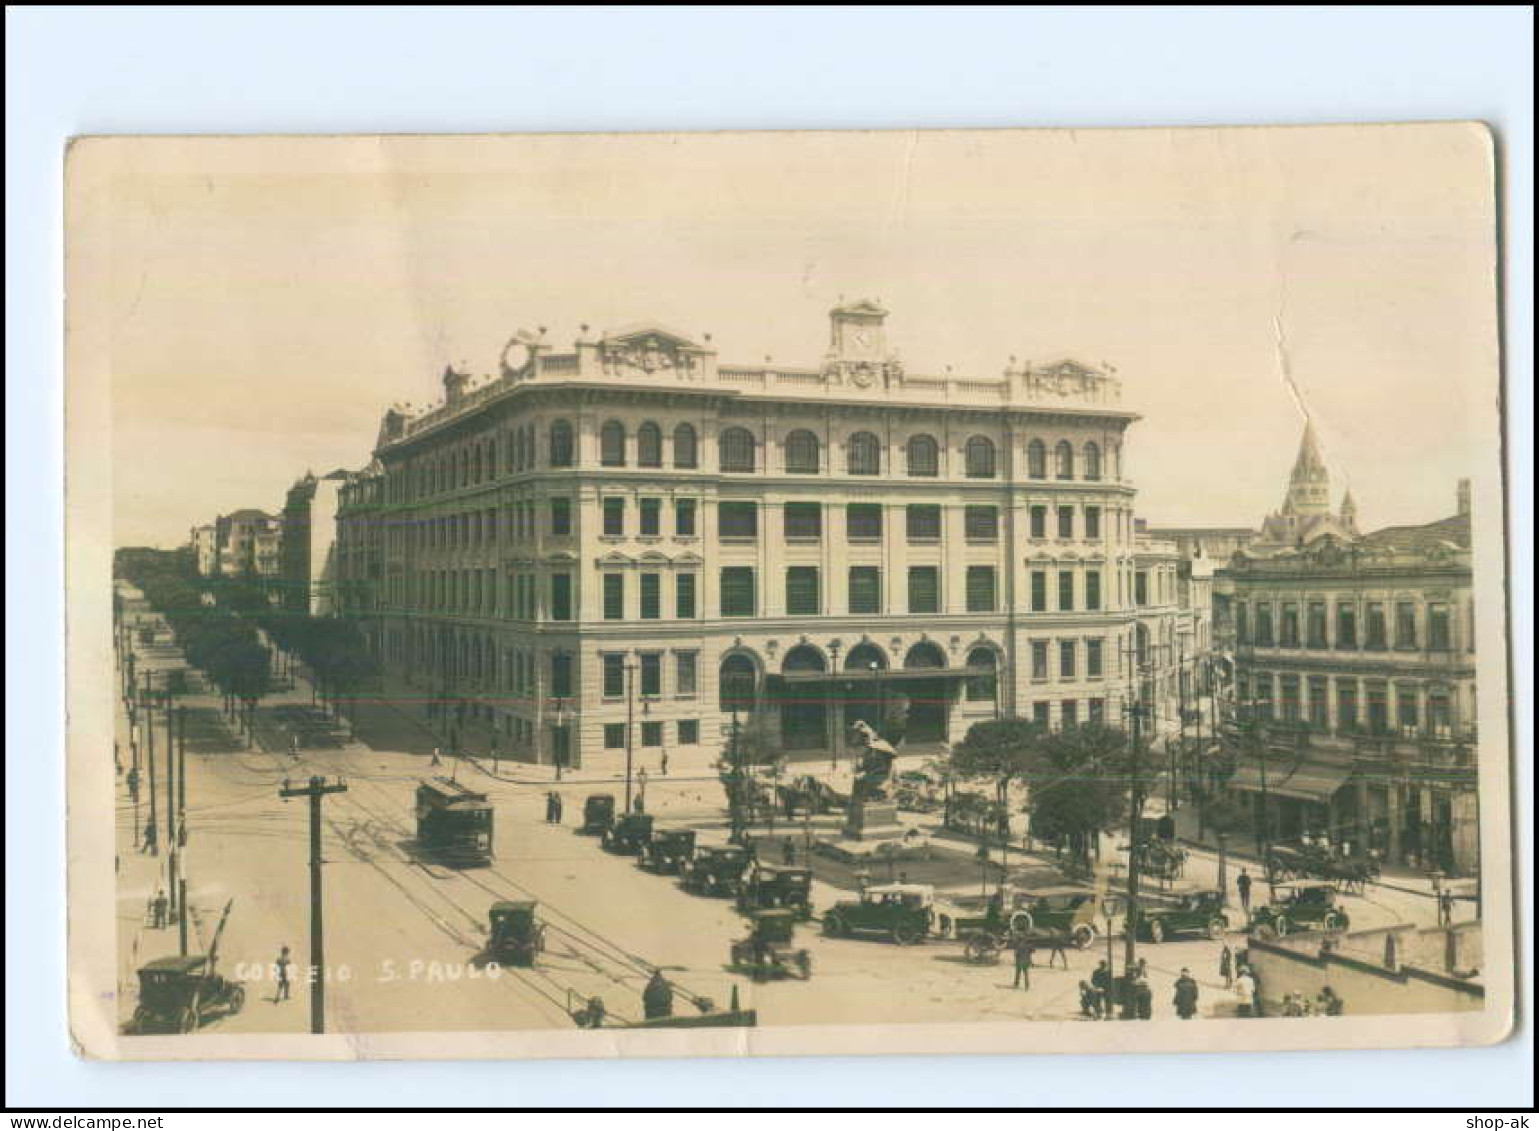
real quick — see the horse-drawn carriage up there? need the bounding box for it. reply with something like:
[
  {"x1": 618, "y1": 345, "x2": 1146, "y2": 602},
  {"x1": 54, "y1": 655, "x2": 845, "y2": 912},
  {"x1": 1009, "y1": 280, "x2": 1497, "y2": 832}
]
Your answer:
[
  {"x1": 1266, "y1": 843, "x2": 1379, "y2": 891},
  {"x1": 1129, "y1": 839, "x2": 1189, "y2": 883},
  {"x1": 729, "y1": 909, "x2": 813, "y2": 982}
]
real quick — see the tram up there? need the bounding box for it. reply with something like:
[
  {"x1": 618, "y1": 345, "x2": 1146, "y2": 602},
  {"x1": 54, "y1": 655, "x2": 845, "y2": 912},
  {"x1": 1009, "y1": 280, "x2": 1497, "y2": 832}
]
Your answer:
[{"x1": 415, "y1": 777, "x2": 494, "y2": 866}]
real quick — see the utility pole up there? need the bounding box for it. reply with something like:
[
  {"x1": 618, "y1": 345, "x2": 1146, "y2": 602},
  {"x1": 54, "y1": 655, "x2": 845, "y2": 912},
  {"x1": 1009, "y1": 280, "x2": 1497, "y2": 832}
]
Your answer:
[
  {"x1": 166, "y1": 690, "x2": 178, "y2": 916},
  {"x1": 279, "y1": 775, "x2": 348, "y2": 1035},
  {"x1": 1119, "y1": 636, "x2": 1152, "y2": 1019},
  {"x1": 624, "y1": 661, "x2": 636, "y2": 814},
  {"x1": 144, "y1": 674, "x2": 158, "y2": 855}
]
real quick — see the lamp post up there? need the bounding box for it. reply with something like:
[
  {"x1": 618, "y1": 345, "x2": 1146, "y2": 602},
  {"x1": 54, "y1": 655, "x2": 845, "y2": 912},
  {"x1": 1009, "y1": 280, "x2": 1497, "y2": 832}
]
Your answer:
[
  {"x1": 624, "y1": 661, "x2": 637, "y2": 814},
  {"x1": 826, "y1": 639, "x2": 842, "y2": 770},
  {"x1": 551, "y1": 697, "x2": 570, "y2": 780}
]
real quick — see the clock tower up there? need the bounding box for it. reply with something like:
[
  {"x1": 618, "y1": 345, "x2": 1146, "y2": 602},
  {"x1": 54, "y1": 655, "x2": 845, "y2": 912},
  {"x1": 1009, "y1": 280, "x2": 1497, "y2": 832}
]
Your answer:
[{"x1": 824, "y1": 299, "x2": 900, "y2": 390}]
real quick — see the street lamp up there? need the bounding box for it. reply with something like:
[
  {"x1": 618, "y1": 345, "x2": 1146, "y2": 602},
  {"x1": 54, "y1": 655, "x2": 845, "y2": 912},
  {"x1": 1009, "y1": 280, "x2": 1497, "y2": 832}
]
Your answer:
[
  {"x1": 550, "y1": 696, "x2": 571, "y2": 780},
  {"x1": 624, "y1": 661, "x2": 637, "y2": 814}
]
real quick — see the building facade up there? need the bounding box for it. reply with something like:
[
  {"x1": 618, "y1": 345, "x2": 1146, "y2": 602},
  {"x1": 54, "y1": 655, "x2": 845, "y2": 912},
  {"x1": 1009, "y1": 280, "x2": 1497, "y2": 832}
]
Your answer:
[
  {"x1": 281, "y1": 469, "x2": 349, "y2": 615},
  {"x1": 1223, "y1": 432, "x2": 1477, "y2": 875},
  {"x1": 191, "y1": 523, "x2": 219, "y2": 578},
  {"x1": 354, "y1": 302, "x2": 1197, "y2": 774},
  {"x1": 213, "y1": 509, "x2": 285, "y2": 579},
  {"x1": 336, "y1": 462, "x2": 385, "y2": 657}
]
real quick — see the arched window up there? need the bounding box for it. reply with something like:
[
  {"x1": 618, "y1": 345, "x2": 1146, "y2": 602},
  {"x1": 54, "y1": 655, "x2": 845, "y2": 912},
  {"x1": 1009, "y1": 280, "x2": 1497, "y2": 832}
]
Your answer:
[
  {"x1": 847, "y1": 431, "x2": 881, "y2": 475},
  {"x1": 906, "y1": 434, "x2": 940, "y2": 477},
  {"x1": 904, "y1": 641, "x2": 947, "y2": 669},
  {"x1": 600, "y1": 421, "x2": 627, "y2": 467},
  {"x1": 673, "y1": 423, "x2": 698, "y2": 469},
  {"x1": 637, "y1": 422, "x2": 663, "y2": 468},
  {"x1": 964, "y1": 435, "x2": 997, "y2": 479},
  {"x1": 965, "y1": 647, "x2": 998, "y2": 702},
  {"x1": 719, "y1": 427, "x2": 756, "y2": 473},
  {"x1": 1055, "y1": 440, "x2": 1074, "y2": 480},
  {"x1": 784, "y1": 429, "x2": 820, "y2": 474},
  {"x1": 1025, "y1": 440, "x2": 1045, "y2": 479},
  {"x1": 548, "y1": 420, "x2": 575, "y2": 468},
  {"x1": 1084, "y1": 442, "x2": 1102, "y2": 481},
  {"x1": 782, "y1": 644, "x2": 826, "y2": 673},
  {"x1": 844, "y1": 642, "x2": 888, "y2": 671},
  {"x1": 719, "y1": 653, "x2": 758, "y2": 712}
]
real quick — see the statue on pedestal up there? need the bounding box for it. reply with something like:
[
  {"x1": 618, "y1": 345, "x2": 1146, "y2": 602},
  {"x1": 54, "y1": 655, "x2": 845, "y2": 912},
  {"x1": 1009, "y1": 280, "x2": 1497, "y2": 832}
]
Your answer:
[{"x1": 847, "y1": 720, "x2": 898, "y2": 809}]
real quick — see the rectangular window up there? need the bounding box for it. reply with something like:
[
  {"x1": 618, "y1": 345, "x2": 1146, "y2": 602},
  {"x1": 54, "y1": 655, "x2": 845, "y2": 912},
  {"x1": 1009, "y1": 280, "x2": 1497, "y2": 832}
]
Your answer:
[
  {"x1": 1429, "y1": 603, "x2": 1451, "y2": 650},
  {"x1": 675, "y1": 573, "x2": 697, "y2": 619},
  {"x1": 1236, "y1": 602, "x2": 1250, "y2": 645},
  {"x1": 1280, "y1": 603, "x2": 1299, "y2": 648},
  {"x1": 1060, "y1": 640, "x2": 1076, "y2": 679},
  {"x1": 550, "y1": 497, "x2": 572, "y2": 536},
  {"x1": 1134, "y1": 572, "x2": 1149, "y2": 607},
  {"x1": 1307, "y1": 602, "x2": 1327, "y2": 649},
  {"x1": 964, "y1": 505, "x2": 999, "y2": 540},
  {"x1": 640, "y1": 653, "x2": 662, "y2": 697},
  {"x1": 1365, "y1": 603, "x2": 1387, "y2": 649},
  {"x1": 1031, "y1": 641, "x2": 1049, "y2": 681},
  {"x1": 906, "y1": 504, "x2": 942, "y2": 541},
  {"x1": 604, "y1": 723, "x2": 626, "y2": 749},
  {"x1": 602, "y1": 497, "x2": 624, "y2": 537},
  {"x1": 719, "y1": 501, "x2": 758, "y2": 540},
  {"x1": 1336, "y1": 602, "x2": 1356, "y2": 648},
  {"x1": 1366, "y1": 683, "x2": 1389, "y2": 733},
  {"x1": 1280, "y1": 675, "x2": 1301, "y2": 722},
  {"x1": 640, "y1": 573, "x2": 661, "y2": 619},
  {"x1": 1337, "y1": 680, "x2": 1358, "y2": 730},
  {"x1": 1255, "y1": 604, "x2": 1274, "y2": 647},
  {"x1": 1086, "y1": 570, "x2": 1102, "y2": 611},
  {"x1": 675, "y1": 651, "x2": 698, "y2": 696},
  {"x1": 848, "y1": 567, "x2": 882, "y2": 615},
  {"x1": 602, "y1": 654, "x2": 625, "y2": 698},
  {"x1": 784, "y1": 502, "x2": 822, "y2": 540},
  {"x1": 966, "y1": 566, "x2": 996, "y2": 612},
  {"x1": 603, "y1": 574, "x2": 624, "y2": 620},
  {"x1": 1057, "y1": 506, "x2": 1074, "y2": 539},
  {"x1": 786, "y1": 567, "x2": 821, "y2": 615},
  {"x1": 847, "y1": 503, "x2": 883, "y2": 541},
  {"x1": 1031, "y1": 571, "x2": 1047, "y2": 612},
  {"x1": 908, "y1": 566, "x2": 940, "y2": 614},
  {"x1": 1087, "y1": 638, "x2": 1104, "y2": 678},
  {"x1": 1085, "y1": 506, "x2": 1101, "y2": 539},
  {"x1": 550, "y1": 574, "x2": 573, "y2": 621},
  {"x1": 550, "y1": 653, "x2": 573, "y2": 698},
  {"x1": 1429, "y1": 691, "x2": 1452, "y2": 734},
  {"x1": 677, "y1": 719, "x2": 699, "y2": 745},
  {"x1": 1089, "y1": 698, "x2": 1105, "y2": 724},
  {"x1": 1033, "y1": 702, "x2": 1050, "y2": 727},
  {"x1": 639, "y1": 498, "x2": 661, "y2": 537},
  {"x1": 721, "y1": 567, "x2": 755, "y2": 617},
  {"x1": 1397, "y1": 687, "x2": 1419, "y2": 731},
  {"x1": 1308, "y1": 676, "x2": 1329, "y2": 729},
  {"x1": 674, "y1": 498, "x2": 697, "y2": 536},
  {"x1": 1395, "y1": 602, "x2": 1418, "y2": 649},
  {"x1": 641, "y1": 721, "x2": 663, "y2": 747},
  {"x1": 1058, "y1": 570, "x2": 1074, "y2": 612},
  {"x1": 1030, "y1": 506, "x2": 1047, "y2": 539},
  {"x1": 1061, "y1": 700, "x2": 1078, "y2": 728}
]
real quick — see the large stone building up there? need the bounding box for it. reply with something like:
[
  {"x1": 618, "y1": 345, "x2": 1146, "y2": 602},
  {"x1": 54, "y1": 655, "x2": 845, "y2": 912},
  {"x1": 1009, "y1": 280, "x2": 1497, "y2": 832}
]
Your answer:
[
  {"x1": 336, "y1": 461, "x2": 385, "y2": 655},
  {"x1": 281, "y1": 469, "x2": 350, "y2": 614},
  {"x1": 191, "y1": 523, "x2": 219, "y2": 578},
  {"x1": 350, "y1": 301, "x2": 1199, "y2": 774},
  {"x1": 211, "y1": 509, "x2": 284, "y2": 579},
  {"x1": 1224, "y1": 426, "x2": 1477, "y2": 874}
]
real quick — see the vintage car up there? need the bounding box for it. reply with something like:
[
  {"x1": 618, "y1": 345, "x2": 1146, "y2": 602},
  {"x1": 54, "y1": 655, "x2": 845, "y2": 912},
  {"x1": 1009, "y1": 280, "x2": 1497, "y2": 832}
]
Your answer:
[
  {"x1": 736, "y1": 863, "x2": 813, "y2": 919},
  {"x1": 1128, "y1": 889, "x2": 1231, "y2": 943},
  {"x1": 1003, "y1": 889, "x2": 1101, "y2": 947},
  {"x1": 601, "y1": 812, "x2": 654, "y2": 855},
  {"x1": 639, "y1": 828, "x2": 697, "y2": 874},
  {"x1": 486, "y1": 899, "x2": 546, "y2": 967},
  {"x1": 729, "y1": 908, "x2": 813, "y2": 982},
  {"x1": 821, "y1": 882, "x2": 938, "y2": 945},
  {"x1": 579, "y1": 793, "x2": 617, "y2": 836},
  {"x1": 127, "y1": 954, "x2": 245, "y2": 1035},
  {"x1": 681, "y1": 844, "x2": 753, "y2": 896},
  {"x1": 1248, "y1": 883, "x2": 1351, "y2": 937}
]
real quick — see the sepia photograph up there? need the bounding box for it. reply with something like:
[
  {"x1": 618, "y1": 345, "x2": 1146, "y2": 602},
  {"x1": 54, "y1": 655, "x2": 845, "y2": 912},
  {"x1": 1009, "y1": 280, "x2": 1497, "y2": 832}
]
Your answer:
[{"x1": 59, "y1": 123, "x2": 1517, "y2": 1065}]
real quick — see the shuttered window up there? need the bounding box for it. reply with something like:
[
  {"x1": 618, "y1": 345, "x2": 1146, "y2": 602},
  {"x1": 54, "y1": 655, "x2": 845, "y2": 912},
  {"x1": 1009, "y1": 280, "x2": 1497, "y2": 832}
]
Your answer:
[
  {"x1": 640, "y1": 574, "x2": 660, "y2": 619},
  {"x1": 603, "y1": 574, "x2": 624, "y2": 620},
  {"x1": 966, "y1": 566, "x2": 996, "y2": 612},
  {"x1": 785, "y1": 567, "x2": 820, "y2": 615},
  {"x1": 848, "y1": 567, "x2": 881, "y2": 615},
  {"x1": 721, "y1": 567, "x2": 755, "y2": 617},
  {"x1": 719, "y1": 501, "x2": 758, "y2": 539},
  {"x1": 964, "y1": 505, "x2": 998, "y2": 540},
  {"x1": 675, "y1": 574, "x2": 697, "y2": 619},
  {"x1": 906, "y1": 504, "x2": 941, "y2": 541},
  {"x1": 847, "y1": 503, "x2": 883, "y2": 541},
  {"x1": 908, "y1": 566, "x2": 940, "y2": 614}
]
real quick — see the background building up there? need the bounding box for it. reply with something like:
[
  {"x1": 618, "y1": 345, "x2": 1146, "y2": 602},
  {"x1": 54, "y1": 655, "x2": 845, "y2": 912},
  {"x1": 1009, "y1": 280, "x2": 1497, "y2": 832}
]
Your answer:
[
  {"x1": 281, "y1": 469, "x2": 349, "y2": 615},
  {"x1": 190, "y1": 523, "x2": 219, "y2": 577},
  {"x1": 353, "y1": 301, "x2": 1213, "y2": 773},
  {"x1": 1223, "y1": 429, "x2": 1477, "y2": 875},
  {"x1": 212, "y1": 509, "x2": 284, "y2": 580},
  {"x1": 336, "y1": 461, "x2": 385, "y2": 658}
]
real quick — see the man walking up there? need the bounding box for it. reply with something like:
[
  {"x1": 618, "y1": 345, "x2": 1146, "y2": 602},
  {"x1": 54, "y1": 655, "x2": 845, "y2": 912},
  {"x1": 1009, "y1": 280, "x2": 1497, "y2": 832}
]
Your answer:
[
  {"x1": 1174, "y1": 967, "x2": 1200, "y2": 1019},
  {"x1": 275, "y1": 945, "x2": 292, "y2": 1003},
  {"x1": 1091, "y1": 959, "x2": 1112, "y2": 1017},
  {"x1": 431, "y1": 746, "x2": 443, "y2": 767},
  {"x1": 1012, "y1": 936, "x2": 1035, "y2": 991},
  {"x1": 1219, "y1": 943, "x2": 1234, "y2": 989},
  {"x1": 1439, "y1": 889, "x2": 1455, "y2": 926},
  {"x1": 1236, "y1": 868, "x2": 1253, "y2": 912},
  {"x1": 552, "y1": 793, "x2": 563, "y2": 825},
  {"x1": 1234, "y1": 966, "x2": 1256, "y2": 1017}
]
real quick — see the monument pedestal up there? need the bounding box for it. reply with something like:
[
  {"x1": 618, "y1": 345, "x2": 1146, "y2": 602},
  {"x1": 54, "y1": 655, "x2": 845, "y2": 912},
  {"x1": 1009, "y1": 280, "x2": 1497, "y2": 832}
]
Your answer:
[{"x1": 842, "y1": 800, "x2": 904, "y2": 842}]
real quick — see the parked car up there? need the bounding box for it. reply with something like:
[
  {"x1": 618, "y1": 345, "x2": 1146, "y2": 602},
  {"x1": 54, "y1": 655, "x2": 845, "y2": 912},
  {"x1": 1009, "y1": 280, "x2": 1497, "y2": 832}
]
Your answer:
[
  {"x1": 579, "y1": 793, "x2": 617, "y2": 836},
  {"x1": 1248, "y1": 883, "x2": 1351, "y2": 937},
  {"x1": 736, "y1": 863, "x2": 813, "y2": 919},
  {"x1": 127, "y1": 955, "x2": 245, "y2": 1035},
  {"x1": 682, "y1": 844, "x2": 753, "y2": 896},
  {"x1": 639, "y1": 828, "x2": 696, "y2": 874},
  {"x1": 601, "y1": 812, "x2": 654, "y2": 855},
  {"x1": 1128, "y1": 889, "x2": 1231, "y2": 943},
  {"x1": 1004, "y1": 888, "x2": 1102, "y2": 949},
  {"x1": 822, "y1": 882, "x2": 937, "y2": 945}
]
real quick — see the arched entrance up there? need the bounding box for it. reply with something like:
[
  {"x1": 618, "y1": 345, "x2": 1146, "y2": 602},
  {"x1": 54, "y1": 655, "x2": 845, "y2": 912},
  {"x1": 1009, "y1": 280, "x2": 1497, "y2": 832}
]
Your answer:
[
  {"x1": 903, "y1": 641, "x2": 950, "y2": 743},
  {"x1": 719, "y1": 653, "x2": 760, "y2": 714},
  {"x1": 779, "y1": 645, "x2": 827, "y2": 750},
  {"x1": 843, "y1": 642, "x2": 888, "y2": 734}
]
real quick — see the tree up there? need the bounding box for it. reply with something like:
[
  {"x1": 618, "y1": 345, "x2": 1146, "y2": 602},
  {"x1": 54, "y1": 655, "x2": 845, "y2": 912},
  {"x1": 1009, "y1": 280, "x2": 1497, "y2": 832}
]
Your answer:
[
  {"x1": 1025, "y1": 723, "x2": 1143, "y2": 870},
  {"x1": 950, "y1": 717, "x2": 1043, "y2": 817}
]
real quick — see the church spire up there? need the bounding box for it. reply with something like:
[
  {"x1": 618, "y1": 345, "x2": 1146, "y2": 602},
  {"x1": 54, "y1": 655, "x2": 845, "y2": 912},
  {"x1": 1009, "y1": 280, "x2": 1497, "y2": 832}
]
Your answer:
[{"x1": 1282, "y1": 419, "x2": 1331, "y2": 516}]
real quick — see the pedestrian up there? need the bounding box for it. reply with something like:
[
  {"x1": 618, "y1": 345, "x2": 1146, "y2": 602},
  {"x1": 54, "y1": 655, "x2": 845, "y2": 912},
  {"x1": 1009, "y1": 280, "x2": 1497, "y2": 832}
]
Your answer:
[
  {"x1": 1219, "y1": 943, "x2": 1234, "y2": 989},
  {"x1": 642, "y1": 970, "x2": 674, "y2": 1020},
  {"x1": 1318, "y1": 985, "x2": 1344, "y2": 1016},
  {"x1": 141, "y1": 820, "x2": 158, "y2": 854},
  {"x1": 544, "y1": 792, "x2": 556, "y2": 823},
  {"x1": 660, "y1": 752, "x2": 669, "y2": 776},
  {"x1": 1234, "y1": 967, "x2": 1256, "y2": 1018},
  {"x1": 1134, "y1": 973, "x2": 1153, "y2": 1020},
  {"x1": 152, "y1": 888, "x2": 169, "y2": 929},
  {"x1": 275, "y1": 945, "x2": 292, "y2": 1003},
  {"x1": 782, "y1": 838, "x2": 796, "y2": 866},
  {"x1": 126, "y1": 767, "x2": 140, "y2": 801},
  {"x1": 1079, "y1": 980, "x2": 1101, "y2": 1019},
  {"x1": 1439, "y1": 889, "x2": 1455, "y2": 926},
  {"x1": 552, "y1": 793, "x2": 563, "y2": 824},
  {"x1": 1134, "y1": 957, "x2": 1148, "y2": 982},
  {"x1": 290, "y1": 732, "x2": 300, "y2": 759},
  {"x1": 1236, "y1": 868, "x2": 1253, "y2": 912},
  {"x1": 1012, "y1": 936, "x2": 1034, "y2": 991},
  {"x1": 1173, "y1": 967, "x2": 1200, "y2": 1019},
  {"x1": 431, "y1": 746, "x2": 443, "y2": 767},
  {"x1": 1091, "y1": 959, "x2": 1112, "y2": 1017}
]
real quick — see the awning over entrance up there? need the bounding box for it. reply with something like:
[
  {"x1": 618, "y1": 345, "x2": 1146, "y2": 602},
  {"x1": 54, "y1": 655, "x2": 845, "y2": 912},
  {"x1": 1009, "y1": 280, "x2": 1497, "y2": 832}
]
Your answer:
[{"x1": 1228, "y1": 758, "x2": 1353, "y2": 803}]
